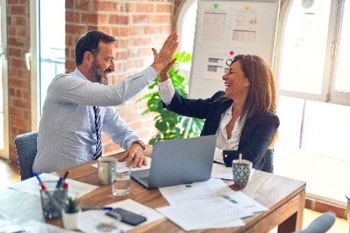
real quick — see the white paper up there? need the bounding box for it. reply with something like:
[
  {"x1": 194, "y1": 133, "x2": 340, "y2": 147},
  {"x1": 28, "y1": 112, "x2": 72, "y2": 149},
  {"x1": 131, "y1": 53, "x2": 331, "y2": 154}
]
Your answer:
[
  {"x1": 77, "y1": 199, "x2": 164, "y2": 233},
  {"x1": 92, "y1": 157, "x2": 151, "y2": 172},
  {"x1": 211, "y1": 163, "x2": 233, "y2": 180},
  {"x1": 3, "y1": 219, "x2": 76, "y2": 233},
  {"x1": 213, "y1": 147, "x2": 225, "y2": 164},
  {"x1": 9, "y1": 173, "x2": 97, "y2": 198},
  {"x1": 156, "y1": 198, "x2": 249, "y2": 231},
  {"x1": 222, "y1": 191, "x2": 268, "y2": 213},
  {"x1": 158, "y1": 178, "x2": 268, "y2": 231},
  {"x1": 159, "y1": 178, "x2": 234, "y2": 205}
]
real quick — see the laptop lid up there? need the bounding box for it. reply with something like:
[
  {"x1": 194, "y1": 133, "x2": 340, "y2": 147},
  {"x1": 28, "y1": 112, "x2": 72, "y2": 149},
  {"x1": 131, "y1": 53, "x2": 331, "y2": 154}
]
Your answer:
[{"x1": 131, "y1": 135, "x2": 216, "y2": 189}]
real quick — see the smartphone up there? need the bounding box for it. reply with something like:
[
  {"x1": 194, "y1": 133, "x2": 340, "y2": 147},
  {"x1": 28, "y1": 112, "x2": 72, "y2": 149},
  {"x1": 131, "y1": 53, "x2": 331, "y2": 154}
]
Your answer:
[{"x1": 105, "y1": 207, "x2": 147, "y2": 226}]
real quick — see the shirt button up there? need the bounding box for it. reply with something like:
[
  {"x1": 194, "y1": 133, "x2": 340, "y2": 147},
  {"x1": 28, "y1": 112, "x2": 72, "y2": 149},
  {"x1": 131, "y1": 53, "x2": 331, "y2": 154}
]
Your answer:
[{"x1": 224, "y1": 154, "x2": 228, "y2": 158}]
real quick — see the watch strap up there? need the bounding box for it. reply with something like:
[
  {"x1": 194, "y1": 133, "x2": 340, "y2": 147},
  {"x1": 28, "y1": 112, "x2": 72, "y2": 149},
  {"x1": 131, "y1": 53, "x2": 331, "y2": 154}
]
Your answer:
[{"x1": 132, "y1": 140, "x2": 146, "y2": 150}]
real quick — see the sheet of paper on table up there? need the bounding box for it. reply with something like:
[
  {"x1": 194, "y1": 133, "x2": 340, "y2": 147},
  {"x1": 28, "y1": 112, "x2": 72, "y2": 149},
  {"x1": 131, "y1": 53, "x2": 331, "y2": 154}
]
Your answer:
[
  {"x1": 0, "y1": 219, "x2": 76, "y2": 233},
  {"x1": 157, "y1": 178, "x2": 268, "y2": 231},
  {"x1": 92, "y1": 156, "x2": 151, "y2": 172},
  {"x1": 9, "y1": 173, "x2": 97, "y2": 198},
  {"x1": 211, "y1": 163, "x2": 233, "y2": 180}
]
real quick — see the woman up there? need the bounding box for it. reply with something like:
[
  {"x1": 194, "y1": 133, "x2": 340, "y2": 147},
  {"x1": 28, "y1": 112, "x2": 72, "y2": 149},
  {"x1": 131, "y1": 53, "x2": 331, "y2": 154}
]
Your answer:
[{"x1": 158, "y1": 54, "x2": 279, "y2": 172}]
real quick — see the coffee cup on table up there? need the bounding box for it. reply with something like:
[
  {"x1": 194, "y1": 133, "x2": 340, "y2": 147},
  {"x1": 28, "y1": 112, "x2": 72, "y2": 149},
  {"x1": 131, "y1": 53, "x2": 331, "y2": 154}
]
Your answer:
[
  {"x1": 97, "y1": 157, "x2": 117, "y2": 185},
  {"x1": 232, "y1": 154, "x2": 252, "y2": 189}
]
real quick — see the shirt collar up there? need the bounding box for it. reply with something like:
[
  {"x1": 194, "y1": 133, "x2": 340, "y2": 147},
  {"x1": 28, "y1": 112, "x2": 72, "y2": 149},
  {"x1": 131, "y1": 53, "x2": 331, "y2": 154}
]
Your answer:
[{"x1": 72, "y1": 68, "x2": 89, "y2": 81}]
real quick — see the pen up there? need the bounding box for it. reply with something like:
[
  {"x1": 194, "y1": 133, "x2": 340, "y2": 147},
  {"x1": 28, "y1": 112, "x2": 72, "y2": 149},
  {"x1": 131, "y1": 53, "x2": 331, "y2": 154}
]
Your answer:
[
  {"x1": 33, "y1": 171, "x2": 47, "y2": 190},
  {"x1": 81, "y1": 206, "x2": 113, "y2": 211},
  {"x1": 62, "y1": 171, "x2": 69, "y2": 183},
  {"x1": 56, "y1": 171, "x2": 69, "y2": 189},
  {"x1": 55, "y1": 177, "x2": 63, "y2": 189},
  {"x1": 222, "y1": 195, "x2": 237, "y2": 204}
]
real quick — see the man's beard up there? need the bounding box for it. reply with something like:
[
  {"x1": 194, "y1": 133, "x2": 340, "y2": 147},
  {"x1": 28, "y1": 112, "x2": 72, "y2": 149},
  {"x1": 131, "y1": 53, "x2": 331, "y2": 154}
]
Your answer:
[{"x1": 89, "y1": 61, "x2": 104, "y2": 84}]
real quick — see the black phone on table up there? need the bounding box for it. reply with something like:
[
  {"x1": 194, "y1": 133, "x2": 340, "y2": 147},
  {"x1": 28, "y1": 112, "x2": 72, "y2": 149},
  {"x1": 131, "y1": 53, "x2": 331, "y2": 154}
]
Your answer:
[{"x1": 105, "y1": 207, "x2": 147, "y2": 226}]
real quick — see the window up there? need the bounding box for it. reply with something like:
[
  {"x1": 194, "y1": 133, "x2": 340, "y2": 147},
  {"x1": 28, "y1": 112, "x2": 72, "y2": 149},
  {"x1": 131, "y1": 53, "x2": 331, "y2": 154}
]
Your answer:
[
  {"x1": 37, "y1": 0, "x2": 65, "y2": 116},
  {"x1": 278, "y1": 0, "x2": 350, "y2": 104},
  {"x1": 278, "y1": 0, "x2": 332, "y2": 97},
  {"x1": 30, "y1": 0, "x2": 65, "y2": 127},
  {"x1": 176, "y1": 0, "x2": 350, "y2": 203},
  {"x1": 332, "y1": 0, "x2": 350, "y2": 102},
  {"x1": 176, "y1": 0, "x2": 197, "y2": 77},
  {"x1": 276, "y1": 0, "x2": 350, "y2": 162},
  {"x1": 269, "y1": 0, "x2": 350, "y2": 205}
]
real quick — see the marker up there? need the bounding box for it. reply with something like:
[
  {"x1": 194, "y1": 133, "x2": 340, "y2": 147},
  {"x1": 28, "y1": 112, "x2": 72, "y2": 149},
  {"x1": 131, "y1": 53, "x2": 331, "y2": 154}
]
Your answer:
[
  {"x1": 56, "y1": 171, "x2": 69, "y2": 189},
  {"x1": 62, "y1": 171, "x2": 69, "y2": 183},
  {"x1": 33, "y1": 171, "x2": 46, "y2": 190},
  {"x1": 55, "y1": 177, "x2": 63, "y2": 189}
]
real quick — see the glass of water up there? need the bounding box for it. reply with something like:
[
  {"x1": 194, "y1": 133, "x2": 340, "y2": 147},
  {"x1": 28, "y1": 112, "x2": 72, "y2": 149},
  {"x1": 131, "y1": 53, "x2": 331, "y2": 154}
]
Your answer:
[{"x1": 112, "y1": 162, "x2": 131, "y2": 197}]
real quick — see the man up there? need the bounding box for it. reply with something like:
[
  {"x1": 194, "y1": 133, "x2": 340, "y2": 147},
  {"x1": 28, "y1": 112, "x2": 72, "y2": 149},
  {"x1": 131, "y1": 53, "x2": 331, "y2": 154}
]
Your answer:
[{"x1": 33, "y1": 30, "x2": 178, "y2": 173}]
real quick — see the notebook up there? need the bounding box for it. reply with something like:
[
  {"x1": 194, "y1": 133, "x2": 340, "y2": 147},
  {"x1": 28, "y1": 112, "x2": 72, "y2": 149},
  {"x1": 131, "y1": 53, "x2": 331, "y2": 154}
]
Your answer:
[{"x1": 131, "y1": 135, "x2": 216, "y2": 189}]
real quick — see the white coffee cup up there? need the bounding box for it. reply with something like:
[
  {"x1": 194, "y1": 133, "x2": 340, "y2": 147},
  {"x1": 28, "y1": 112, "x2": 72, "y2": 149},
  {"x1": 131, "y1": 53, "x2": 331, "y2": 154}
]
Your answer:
[{"x1": 97, "y1": 157, "x2": 117, "y2": 185}]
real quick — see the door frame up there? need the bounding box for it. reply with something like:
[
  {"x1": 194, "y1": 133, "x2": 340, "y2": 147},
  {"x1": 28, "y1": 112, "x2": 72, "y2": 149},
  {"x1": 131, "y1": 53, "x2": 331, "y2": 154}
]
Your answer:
[{"x1": 0, "y1": 0, "x2": 9, "y2": 158}]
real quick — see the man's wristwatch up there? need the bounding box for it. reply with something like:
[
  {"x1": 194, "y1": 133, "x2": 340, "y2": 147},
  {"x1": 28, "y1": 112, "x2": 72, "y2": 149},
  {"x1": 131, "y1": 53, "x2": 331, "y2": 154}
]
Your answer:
[{"x1": 132, "y1": 140, "x2": 146, "y2": 151}]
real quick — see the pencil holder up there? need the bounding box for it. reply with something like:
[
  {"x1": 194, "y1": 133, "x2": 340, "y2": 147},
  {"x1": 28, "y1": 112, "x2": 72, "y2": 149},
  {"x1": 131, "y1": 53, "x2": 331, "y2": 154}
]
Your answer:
[{"x1": 39, "y1": 181, "x2": 68, "y2": 219}]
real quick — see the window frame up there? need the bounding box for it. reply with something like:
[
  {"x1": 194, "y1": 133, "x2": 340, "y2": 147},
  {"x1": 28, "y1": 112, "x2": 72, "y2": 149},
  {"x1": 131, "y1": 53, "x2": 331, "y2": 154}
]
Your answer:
[{"x1": 275, "y1": 0, "x2": 350, "y2": 106}]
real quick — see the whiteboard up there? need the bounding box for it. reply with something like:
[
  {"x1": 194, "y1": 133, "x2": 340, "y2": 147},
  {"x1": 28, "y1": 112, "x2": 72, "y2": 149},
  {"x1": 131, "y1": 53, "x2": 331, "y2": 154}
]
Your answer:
[{"x1": 189, "y1": 0, "x2": 280, "y2": 98}]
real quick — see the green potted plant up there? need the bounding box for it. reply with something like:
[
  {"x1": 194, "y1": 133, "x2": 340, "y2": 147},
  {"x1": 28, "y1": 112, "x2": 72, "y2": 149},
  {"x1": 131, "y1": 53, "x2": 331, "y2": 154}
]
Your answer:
[
  {"x1": 138, "y1": 51, "x2": 204, "y2": 144},
  {"x1": 61, "y1": 196, "x2": 80, "y2": 230}
]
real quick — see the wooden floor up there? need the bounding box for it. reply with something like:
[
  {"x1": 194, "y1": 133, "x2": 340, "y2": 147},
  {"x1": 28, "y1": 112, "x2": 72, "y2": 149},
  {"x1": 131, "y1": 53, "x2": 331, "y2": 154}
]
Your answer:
[{"x1": 0, "y1": 158, "x2": 348, "y2": 232}]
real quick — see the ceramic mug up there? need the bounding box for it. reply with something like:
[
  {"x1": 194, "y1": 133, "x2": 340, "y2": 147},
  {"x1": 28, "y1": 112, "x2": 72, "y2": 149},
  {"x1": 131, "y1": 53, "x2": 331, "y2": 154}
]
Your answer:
[
  {"x1": 232, "y1": 159, "x2": 252, "y2": 189},
  {"x1": 97, "y1": 157, "x2": 117, "y2": 185}
]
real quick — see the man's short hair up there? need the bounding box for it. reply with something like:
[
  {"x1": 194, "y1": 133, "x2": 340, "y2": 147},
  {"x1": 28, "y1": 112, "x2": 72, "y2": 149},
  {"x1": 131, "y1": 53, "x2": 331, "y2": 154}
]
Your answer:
[{"x1": 75, "y1": 30, "x2": 116, "y2": 66}]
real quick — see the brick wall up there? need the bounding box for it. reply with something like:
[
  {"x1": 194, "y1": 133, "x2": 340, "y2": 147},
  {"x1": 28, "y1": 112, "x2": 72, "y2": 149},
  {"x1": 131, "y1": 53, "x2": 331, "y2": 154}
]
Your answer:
[
  {"x1": 7, "y1": 0, "x2": 181, "y2": 163},
  {"x1": 7, "y1": 0, "x2": 31, "y2": 163}
]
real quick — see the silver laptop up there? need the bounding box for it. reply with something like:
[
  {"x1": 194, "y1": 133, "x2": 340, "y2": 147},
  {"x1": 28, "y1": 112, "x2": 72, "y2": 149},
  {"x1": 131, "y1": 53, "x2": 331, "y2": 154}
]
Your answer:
[{"x1": 131, "y1": 135, "x2": 216, "y2": 189}]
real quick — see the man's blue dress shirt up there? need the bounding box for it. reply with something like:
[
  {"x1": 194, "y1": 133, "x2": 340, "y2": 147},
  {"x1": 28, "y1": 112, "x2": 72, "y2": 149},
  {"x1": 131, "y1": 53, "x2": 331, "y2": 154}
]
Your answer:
[{"x1": 33, "y1": 67, "x2": 156, "y2": 173}]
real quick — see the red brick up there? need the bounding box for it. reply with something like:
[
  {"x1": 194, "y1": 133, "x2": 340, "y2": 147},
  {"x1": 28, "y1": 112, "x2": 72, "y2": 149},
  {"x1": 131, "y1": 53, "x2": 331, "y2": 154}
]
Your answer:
[
  {"x1": 66, "y1": 11, "x2": 81, "y2": 23},
  {"x1": 96, "y1": 1, "x2": 118, "y2": 11},
  {"x1": 9, "y1": 6, "x2": 26, "y2": 15},
  {"x1": 75, "y1": 0, "x2": 92, "y2": 11},
  {"x1": 135, "y1": 3, "x2": 154, "y2": 13},
  {"x1": 109, "y1": 15, "x2": 129, "y2": 25},
  {"x1": 155, "y1": 4, "x2": 174, "y2": 13},
  {"x1": 81, "y1": 12, "x2": 98, "y2": 24}
]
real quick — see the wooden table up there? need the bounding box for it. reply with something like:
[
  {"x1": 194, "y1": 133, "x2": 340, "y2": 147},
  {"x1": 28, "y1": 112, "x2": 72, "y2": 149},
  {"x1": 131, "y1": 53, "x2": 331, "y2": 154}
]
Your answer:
[{"x1": 1, "y1": 156, "x2": 306, "y2": 233}]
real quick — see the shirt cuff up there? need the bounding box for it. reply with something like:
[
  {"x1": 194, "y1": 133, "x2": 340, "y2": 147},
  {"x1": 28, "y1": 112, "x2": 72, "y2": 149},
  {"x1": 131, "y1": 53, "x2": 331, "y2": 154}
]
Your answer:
[{"x1": 158, "y1": 79, "x2": 175, "y2": 106}]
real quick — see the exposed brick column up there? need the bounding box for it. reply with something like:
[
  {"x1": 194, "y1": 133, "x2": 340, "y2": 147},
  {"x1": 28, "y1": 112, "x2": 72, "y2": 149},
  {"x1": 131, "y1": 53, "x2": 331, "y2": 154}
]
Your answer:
[{"x1": 7, "y1": 0, "x2": 31, "y2": 163}]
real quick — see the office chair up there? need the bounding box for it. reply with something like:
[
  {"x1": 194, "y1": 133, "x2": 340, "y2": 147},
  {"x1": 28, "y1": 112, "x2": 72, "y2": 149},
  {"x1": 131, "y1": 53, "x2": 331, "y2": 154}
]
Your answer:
[
  {"x1": 294, "y1": 211, "x2": 336, "y2": 233},
  {"x1": 14, "y1": 131, "x2": 38, "y2": 180}
]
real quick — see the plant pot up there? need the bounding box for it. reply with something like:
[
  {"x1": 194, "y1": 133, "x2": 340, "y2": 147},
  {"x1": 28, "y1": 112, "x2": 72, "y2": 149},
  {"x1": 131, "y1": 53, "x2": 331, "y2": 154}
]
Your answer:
[{"x1": 61, "y1": 210, "x2": 80, "y2": 230}]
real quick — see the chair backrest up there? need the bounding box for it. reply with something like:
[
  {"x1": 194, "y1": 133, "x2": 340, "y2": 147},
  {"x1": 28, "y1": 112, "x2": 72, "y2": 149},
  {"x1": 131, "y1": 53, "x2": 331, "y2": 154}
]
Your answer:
[
  {"x1": 294, "y1": 211, "x2": 336, "y2": 233},
  {"x1": 14, "y1": 131, "x2": 38, "y2": 180}
]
